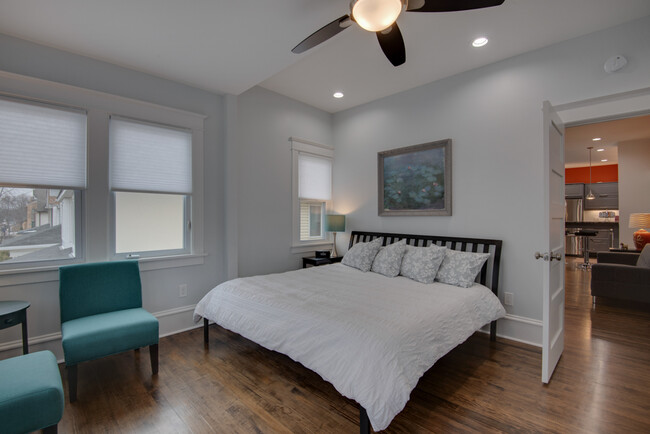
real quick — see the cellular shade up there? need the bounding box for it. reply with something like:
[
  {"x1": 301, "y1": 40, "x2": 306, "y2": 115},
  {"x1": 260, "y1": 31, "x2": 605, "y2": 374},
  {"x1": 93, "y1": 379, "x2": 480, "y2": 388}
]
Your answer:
[
  {"x1": 0, "y1": 98, "x2": 87, "y2": 189},
  {"x1": 298, "y1": 153, "x2": 331, "y2": 201},
  {"x1": 110, "y1": 118, "x2": 192, "y2": 194}
]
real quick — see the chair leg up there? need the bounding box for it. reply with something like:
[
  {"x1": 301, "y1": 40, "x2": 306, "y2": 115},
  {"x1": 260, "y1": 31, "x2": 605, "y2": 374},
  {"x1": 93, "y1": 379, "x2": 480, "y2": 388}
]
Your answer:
[
  {"x1": 67, "y1": 365, "x2": 78, "y2": 403},
  {"x1": 43, "y1": 425, "x2": 59, "y2": 434},
  {"x1": 42, "y1": 424, "x2": 58, "y2": 434},
  {"x1": 150, "y1": 344, "x2": 159, "y2": 375}
]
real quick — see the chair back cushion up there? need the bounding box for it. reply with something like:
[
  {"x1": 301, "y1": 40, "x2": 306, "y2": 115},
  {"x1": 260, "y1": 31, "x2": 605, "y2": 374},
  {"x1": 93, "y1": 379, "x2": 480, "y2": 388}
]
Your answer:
[
  {"x1": 637, "y1": 244, "x2": 650, "y2": 268},
  {"x1": 59, "y1": 261, "x2": 142, "y2": 323}
]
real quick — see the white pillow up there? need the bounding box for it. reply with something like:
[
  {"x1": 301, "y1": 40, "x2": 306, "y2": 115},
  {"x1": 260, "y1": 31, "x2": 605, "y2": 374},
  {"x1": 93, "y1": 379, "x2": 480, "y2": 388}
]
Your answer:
[
  {"x1": 399, "y1": 244, "x2": 446, "y2": 284},
  {"x1": 436, "y1": 249, "x2": 490, "y2": 288},
  {"x1": 371, "y1": 239, "x2": 407, "y2": 277},
  {"x1": 342, "y1": 237, "x2": 383, "y2": 272}
]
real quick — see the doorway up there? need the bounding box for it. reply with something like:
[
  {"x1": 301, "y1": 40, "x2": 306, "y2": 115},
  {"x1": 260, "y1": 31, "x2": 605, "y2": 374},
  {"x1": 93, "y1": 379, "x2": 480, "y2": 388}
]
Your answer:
[{"x1": 553, "y1": 89, "x2": 650, "y2": 383}]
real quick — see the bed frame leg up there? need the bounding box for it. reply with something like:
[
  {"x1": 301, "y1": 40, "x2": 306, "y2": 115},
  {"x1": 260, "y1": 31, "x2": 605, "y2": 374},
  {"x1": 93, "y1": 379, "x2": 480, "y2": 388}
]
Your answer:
[
  {"x1": 360, "y1": 406, "x2": 370, "y2": 434},
  {"x1": 203, "y1": 318, "x2": 209, "y2": 344},
  {"x1": 490, "y1": 320, "x2": 497, "y2": 341}
]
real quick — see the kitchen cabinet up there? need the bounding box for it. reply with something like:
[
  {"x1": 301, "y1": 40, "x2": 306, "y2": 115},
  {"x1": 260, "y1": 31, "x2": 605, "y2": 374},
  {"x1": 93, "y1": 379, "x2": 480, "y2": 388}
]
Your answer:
[
  {"x1": 583, "y1": 182, "x2": 618, "y2": 210},
  {"x1": 565, "y1": 183, "x2": 584, "y2": 198},
  {"x1": 587, "y1": 229, "x2": 615, "y2": 255}
]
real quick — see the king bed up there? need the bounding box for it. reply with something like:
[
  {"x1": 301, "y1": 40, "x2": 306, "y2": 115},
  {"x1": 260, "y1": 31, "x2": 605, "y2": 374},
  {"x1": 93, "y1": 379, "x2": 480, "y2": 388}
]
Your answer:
[{"x1": 194, "y1": 231, "x2": 505, "y2": 432}]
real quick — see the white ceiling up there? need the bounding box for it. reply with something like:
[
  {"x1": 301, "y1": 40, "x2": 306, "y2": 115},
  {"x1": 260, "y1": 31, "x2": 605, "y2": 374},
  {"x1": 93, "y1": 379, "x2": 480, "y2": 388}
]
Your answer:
[
  {"x1": 1, "y1": 1, "x2": 650, "y2": 113},
  {"x1": 565, "y1": 114, "x2": 650, "y2": 168}
]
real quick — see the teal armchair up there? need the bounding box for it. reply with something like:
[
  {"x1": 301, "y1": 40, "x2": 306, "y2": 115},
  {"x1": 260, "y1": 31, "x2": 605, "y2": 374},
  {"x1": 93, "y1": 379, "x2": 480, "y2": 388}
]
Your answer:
[{"x1": 59, "y1": 261, "x2": 159, "y2": 402}]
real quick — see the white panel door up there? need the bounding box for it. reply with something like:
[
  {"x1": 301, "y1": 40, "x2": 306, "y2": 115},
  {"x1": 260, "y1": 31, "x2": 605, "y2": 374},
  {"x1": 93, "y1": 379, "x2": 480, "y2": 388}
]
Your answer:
[{"x1": 541, "y1": 101, "x2": 565, "y2": 384}]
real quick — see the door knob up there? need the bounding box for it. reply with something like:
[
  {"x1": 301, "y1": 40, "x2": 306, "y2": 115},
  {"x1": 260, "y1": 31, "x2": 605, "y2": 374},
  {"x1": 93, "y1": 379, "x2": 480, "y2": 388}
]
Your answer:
[
  {"x1": 535, "y1": 252, "x2": 562, "y2": 261},
  {"x1": 534, "y1": 252, "x2": 549, "y2": 261}
]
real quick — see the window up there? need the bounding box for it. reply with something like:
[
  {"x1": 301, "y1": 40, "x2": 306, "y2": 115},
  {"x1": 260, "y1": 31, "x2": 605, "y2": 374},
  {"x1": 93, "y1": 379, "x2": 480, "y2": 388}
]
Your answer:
[
  {"x1": 0, "y1": 97, "x2": 85, "y2": 265},
  {"x1": 110, "y1": 117, "x2": 192, "y2": 257},
  {"x1": 291, "y1": 138, "x2": 333, "y2": 250},
  {"x1": 0, "y1": 72, "x2": 205, "y2": 275}
]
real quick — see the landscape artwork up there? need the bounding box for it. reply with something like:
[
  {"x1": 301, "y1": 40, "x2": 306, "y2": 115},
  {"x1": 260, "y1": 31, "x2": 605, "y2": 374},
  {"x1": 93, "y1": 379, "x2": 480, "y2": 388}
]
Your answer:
[{"x1": 378, "y1": 139, "x2": 452, "y2": 216}]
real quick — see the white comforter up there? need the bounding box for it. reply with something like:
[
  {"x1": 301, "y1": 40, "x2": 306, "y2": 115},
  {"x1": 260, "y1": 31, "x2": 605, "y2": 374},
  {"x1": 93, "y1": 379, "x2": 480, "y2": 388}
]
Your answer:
[{"x1": 194, "y1": 263, "x2": 505, "y2": 431}]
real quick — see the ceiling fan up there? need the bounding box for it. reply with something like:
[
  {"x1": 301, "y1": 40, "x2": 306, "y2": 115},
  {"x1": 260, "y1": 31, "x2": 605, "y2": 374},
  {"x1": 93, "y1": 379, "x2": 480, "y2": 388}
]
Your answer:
[{"x1": 292, "y1": 0, "x2": 505, "y2": 67}]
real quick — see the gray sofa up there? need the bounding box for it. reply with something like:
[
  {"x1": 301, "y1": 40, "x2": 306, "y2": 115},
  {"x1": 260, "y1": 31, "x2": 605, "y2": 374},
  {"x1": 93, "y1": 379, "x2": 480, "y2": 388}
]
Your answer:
[{"x1": 591, "y1": 245, "x2": 650, "y2": 303}]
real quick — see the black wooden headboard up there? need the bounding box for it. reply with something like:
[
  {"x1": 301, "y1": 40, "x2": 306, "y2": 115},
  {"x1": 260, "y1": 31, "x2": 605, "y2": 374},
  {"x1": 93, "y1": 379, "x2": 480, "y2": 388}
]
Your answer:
[{"x1": 348, "y1": 231, "x2": 503, "y2": 340}]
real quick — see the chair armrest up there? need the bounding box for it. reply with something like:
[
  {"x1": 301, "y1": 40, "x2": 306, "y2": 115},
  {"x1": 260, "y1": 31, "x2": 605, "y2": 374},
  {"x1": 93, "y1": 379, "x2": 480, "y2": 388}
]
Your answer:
[
  {"x1": 591, "y1": 263, "x2": 650, "y2": 286},
  {"x1": 596, "y1": 252, "x2": 640, "y2": 266}
]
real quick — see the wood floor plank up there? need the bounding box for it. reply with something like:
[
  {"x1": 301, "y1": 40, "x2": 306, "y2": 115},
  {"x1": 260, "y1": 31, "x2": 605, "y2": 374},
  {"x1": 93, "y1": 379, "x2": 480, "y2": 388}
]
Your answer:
[{"x1": 57, "y1": 257, "x2": 650, "y2": 432}]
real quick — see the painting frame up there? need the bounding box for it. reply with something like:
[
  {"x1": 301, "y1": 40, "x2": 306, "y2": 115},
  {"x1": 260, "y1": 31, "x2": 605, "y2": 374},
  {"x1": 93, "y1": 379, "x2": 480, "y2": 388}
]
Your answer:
[{"x1": 378, "y1": 139, "x2": 452, "y2": 216}]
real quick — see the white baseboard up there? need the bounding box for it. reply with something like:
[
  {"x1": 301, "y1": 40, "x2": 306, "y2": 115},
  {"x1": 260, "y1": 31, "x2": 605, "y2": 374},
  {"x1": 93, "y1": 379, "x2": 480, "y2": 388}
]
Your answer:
[
  {"x1": 0, "y1": 304, "x2": 200, "y2": 362},
  {"x1": 482, "y1": 314, "x2": 542, "y2": 347}
]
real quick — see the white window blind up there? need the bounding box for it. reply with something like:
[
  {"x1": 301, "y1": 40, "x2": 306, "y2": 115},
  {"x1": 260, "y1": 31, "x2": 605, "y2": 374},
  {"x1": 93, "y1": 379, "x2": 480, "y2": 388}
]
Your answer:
[
  {"x1": 298, "y1": 153, "x2": 332, "y2": 201},
  {"x1": 0, "y1": 98, "x2": 87, "y2": 189},
  {"x1": 110, "y1": 118, "x2": 192, "y2": 194}
]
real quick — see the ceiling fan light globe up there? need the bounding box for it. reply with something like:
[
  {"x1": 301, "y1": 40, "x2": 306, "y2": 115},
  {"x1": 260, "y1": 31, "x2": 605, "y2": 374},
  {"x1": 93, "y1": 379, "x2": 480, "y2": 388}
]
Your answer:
[{"x1": 351, "y1": 0, "x2": 403, "y2": 32}]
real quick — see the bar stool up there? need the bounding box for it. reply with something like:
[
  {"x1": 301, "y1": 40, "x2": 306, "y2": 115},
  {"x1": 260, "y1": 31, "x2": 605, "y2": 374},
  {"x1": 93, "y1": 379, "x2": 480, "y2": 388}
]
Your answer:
[{"x1": 575, "y1": 230, "x2": 598, "y2": 269}]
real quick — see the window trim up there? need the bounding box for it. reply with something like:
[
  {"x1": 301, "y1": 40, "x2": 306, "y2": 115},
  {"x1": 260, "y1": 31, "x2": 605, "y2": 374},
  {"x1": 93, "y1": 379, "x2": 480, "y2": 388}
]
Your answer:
[
  {"x1": 0, "y1": 70, "x2": 205, "y2": 279},
  {"x1": 290, "y1": 137, "x2": 334, "y2": 252}
]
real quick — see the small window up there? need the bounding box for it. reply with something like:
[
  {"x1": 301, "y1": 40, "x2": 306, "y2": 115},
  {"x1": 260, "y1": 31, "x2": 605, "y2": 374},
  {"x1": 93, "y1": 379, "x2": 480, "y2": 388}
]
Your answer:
[
  {"x1": 0, "y1": 97, "x2": 86, "y2": 266},
  {"x1": 0, "y1": 188, "x2": 80, "y2": 264},
  {"x1": 110, "y1": 117, "x2": 192, "y2": 257},
  {"x1": 114, "y1": 192, "x2": 187, "y2": 254},
  {"x1": 291, "y1": 138, "x2": 333, "y2": 250},
  {"x1": 300, "y1": 201, "x2": 325, "y2": 241}
]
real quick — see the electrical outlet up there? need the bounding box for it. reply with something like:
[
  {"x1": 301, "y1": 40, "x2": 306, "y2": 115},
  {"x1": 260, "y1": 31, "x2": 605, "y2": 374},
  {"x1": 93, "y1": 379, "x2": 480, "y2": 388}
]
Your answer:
[
  {"x1": 504, "y1": 292, "x2": 513, "y2": 306},
  {"x1": 179, "y1": 284, "x2": 188, "y2": 298}
]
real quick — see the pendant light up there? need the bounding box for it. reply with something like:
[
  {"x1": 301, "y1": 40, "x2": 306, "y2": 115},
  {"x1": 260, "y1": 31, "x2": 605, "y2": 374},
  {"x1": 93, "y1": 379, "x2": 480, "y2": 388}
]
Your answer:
[{"x1": 586, "y1": 146, "x2": 596, "y2": 200}]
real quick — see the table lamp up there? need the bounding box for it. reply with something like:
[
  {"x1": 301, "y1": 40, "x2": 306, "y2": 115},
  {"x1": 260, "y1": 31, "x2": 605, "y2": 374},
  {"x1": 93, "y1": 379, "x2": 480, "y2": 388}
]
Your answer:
[
  {"x1": 629, "y1": 213, "x2": 650, "y2": 250},
  {"x1": 325, "y1": 214, "x2": 346, "y2": 258}
]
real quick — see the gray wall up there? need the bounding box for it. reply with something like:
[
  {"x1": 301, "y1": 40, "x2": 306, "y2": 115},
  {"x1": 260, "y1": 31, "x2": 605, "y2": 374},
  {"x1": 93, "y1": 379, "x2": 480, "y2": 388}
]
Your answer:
[
  {"x1": 331, "y1": 16, "x2": 650, "y2": 340},
  {"x1": 618, "y1": 139, "x2": 650, "y2": 246},
  {"x1": 236, "y1": 86, "x2": 333, "y2": 277},
  {"x1": 0, "y1": 34, "x2": 225, "y2": 358}
]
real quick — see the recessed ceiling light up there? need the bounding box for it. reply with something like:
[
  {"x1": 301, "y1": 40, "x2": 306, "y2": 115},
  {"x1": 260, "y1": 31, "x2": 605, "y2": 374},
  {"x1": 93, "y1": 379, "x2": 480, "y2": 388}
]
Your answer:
[
  {"x1": 596, "y1": 148, "x2": 605, "y2": 152},
  {"x1": 472, "y1": 37, "x2": 488, "y2": 48},
  {"x1": 601, "y1": 159, "x2": 608, "y2": 162},
  {"x1": 333, "y1": 92, "x2": 344, "y2": 99},
  {"x1": 592, "y1": 137, "x2": 602, "y2": 141}
]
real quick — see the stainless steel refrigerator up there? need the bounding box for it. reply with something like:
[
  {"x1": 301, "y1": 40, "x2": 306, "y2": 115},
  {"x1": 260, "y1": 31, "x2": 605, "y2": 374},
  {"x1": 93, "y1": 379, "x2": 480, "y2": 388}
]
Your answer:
[
  {"x1": 565, "y1": 198, "x2": 583, "y2": 223},
  {"x1": 565, "y1": 198, "x2": 583, "y2": 256}
]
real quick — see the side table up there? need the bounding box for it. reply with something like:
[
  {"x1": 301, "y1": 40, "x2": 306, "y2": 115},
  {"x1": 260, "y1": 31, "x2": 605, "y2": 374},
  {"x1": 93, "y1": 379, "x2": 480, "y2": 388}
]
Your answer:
[
  {"x1": 302, "y1": 256, "x2": 343, "y2": 268},
  {"x1": 0, "y1": 300, "x2": 30, "y2": 354}
]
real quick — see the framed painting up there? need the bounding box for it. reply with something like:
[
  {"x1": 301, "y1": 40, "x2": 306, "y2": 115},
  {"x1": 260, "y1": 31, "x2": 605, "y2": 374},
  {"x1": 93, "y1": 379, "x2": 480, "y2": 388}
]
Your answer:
[{"x1": 378, "y1": 139, "x2": 451, "y2": 216}]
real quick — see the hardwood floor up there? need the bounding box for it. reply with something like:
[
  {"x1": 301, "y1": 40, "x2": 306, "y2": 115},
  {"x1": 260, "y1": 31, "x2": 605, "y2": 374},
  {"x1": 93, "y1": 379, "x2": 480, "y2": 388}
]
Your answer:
[{"x1": 58, "y1": 262, "x2": 650, "y2": 433}]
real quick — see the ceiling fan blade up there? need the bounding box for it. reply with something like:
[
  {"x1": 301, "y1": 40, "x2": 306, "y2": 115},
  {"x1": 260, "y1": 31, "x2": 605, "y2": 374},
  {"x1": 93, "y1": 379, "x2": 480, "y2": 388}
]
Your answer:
[
  {"x1": 407, "y1": 0, "x2": 505, "y2": 12},
  {"x1": 376, "y1": 23, "x2": 406, "y2": 67},
  {"x1": 292, "y1": 15, "x2": 352, "y2": 54}
]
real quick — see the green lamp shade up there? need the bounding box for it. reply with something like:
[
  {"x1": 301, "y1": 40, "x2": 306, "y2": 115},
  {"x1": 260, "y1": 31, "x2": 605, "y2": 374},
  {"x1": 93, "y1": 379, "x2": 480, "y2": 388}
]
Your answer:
[{"x1": 325, "y1": 214, "x2": 345, "y2": 232}]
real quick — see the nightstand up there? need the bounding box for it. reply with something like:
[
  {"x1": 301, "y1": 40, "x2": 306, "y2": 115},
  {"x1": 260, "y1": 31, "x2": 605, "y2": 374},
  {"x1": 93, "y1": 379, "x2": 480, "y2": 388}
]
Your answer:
[
  {"x1": 0, "y1": 300, "x2": 30, "y2": 354},
  {"x1": 302, "y1": 256, "x2": 343, "y2": 268}
]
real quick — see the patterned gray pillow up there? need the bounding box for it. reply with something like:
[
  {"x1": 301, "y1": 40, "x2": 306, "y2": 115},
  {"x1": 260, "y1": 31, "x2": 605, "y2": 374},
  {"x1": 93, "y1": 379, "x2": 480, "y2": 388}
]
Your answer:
[
  {"x1": 342, "y1": 237, "x2": 383, "y2": 272},
  {"x1": 371, "y1": 239, "x2": 407, "y2": 277},
  {"x1": 436, "y1": 249, "x2": 490, "y2": 288},
  {"x1": 399, "y1": 244, "x2": 447, "y2": 284}
]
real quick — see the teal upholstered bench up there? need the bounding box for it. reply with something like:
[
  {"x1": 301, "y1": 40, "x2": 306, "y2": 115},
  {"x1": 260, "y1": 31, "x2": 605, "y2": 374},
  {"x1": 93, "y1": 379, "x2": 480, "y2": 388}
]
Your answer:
[
  {"x1": 59, "y1": 261, "x2": 159, "y2": 402},
  {"x1": 0, "y1": 351, "x2": 64, "y2": 434}
]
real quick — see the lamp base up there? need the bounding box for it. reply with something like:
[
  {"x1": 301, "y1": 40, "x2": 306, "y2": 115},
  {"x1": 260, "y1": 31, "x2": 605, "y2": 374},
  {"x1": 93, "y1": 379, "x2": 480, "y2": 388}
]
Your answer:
[
  {"x1": 633, "y1": 229, "x2": 650, "y2": 250},
  {"x1": 331, "y1": 232, "x2": 339, "y2": 258}
]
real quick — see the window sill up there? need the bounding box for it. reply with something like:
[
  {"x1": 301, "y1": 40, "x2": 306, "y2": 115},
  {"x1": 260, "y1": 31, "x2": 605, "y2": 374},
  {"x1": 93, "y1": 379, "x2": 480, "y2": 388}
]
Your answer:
[
  {"x1": 290, "y1": 242, "x2": 333, "y2": 254},
  {"x1": 0, "y1": 253, "x2": 207, "y2": 287}
]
